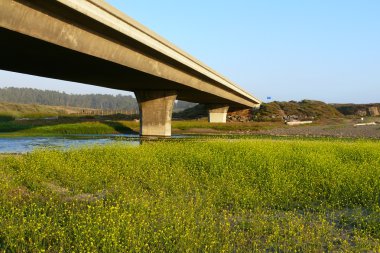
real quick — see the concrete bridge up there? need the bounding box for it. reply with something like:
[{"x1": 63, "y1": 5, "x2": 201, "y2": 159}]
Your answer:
[{"x1": 0, "y1": 0, "x2": 261, "y2": 136}]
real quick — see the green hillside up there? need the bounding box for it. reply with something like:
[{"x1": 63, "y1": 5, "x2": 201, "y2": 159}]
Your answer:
[
  {"x1": 0, "y1": 102, "x2": 70, "y2": 121},
  {"x1": 253, "y1": 100, "x2": 344, "y2": 121},
  {"x1": 0, "y1": 87, "x2": 195, "y2": 112},
  {"x1": 0, "y1": 87, "x2": 138, "y2": 110}
]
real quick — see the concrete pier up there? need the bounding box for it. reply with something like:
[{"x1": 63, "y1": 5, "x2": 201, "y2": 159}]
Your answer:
[
  {"x1": 135, "y1": 90, "x2": 177, "y2": 136},
  {"x1": 208, "y1": 105, "x2": 229, "y2": 123}
]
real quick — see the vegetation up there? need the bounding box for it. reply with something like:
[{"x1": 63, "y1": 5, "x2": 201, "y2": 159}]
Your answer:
[
  {"x1": 0, "y1": 87, "x2": 138, "y2": 110},
  {"x1": 1, "y1": 88, "x2": 379, "y2": 123},
  {"x1": 0, "y1": 119, "x2": 139, "y2": 136},
  {"x1": 0, "y1": 102, "x2": 68, "y2": 122},
  {"x1": 333, "y1": 103, "x2": 380, "y2": 116},
  {"x1": 0, "y1": 118, "x2": 281, "y2": 136},
  {"x1": 0, "y1": 138, "x2": 380, "y2": 251},
  {"x1": 0, "y1": 101, "x2": 139, "y2": 123},
  {"x1": 173, "y1": 104, "x2": 208, "y2": 119},
  {"x1": 0, "y1": 87, "x2": 195, "y2": 112},
  {"x1": 172, "y1": 120, "x2": 278, "y2": 132},
  {"x1": 254, "y1": 100, "x2": 343, "y2": 121}
]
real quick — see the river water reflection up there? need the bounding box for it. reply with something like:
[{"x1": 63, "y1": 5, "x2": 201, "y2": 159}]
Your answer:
[
  {"x1": 0, "y1": 134, "x2": 206, "y2": 153},
  {"x1": 0, "y1": 135, "x2": 143, "y2": 153}
]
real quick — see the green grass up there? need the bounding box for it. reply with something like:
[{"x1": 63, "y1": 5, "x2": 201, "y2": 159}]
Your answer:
[
  {"x1": 172, "y1": 120, "x2": 278, "y2": 132},
  {"x1": 0, "y1": 119, "x2": 277, "y2": 136},
  {"x1": 0, "y1": 120, "x2": 140, "y2": 136},
  {"x1": 0, "y1": 102, "x2": 67, "y2": 121},
  {"x1": 21, "y1": 122, "x2": 130, "y2": 135},
  {"x1": 1, "y1": 138, "x2": 380, "y2": 251}
]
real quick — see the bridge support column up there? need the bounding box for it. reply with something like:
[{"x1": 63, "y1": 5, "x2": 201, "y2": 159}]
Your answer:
[
  {"x1": 208, "y1": 104, "x2": 229, "y2": 123},
  {"x1": 135, "y1": 90, "x2": 177, "y2": 137}
]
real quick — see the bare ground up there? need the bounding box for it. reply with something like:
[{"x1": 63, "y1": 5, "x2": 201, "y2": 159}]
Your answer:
[{"x1": 253, "y1": 123, "x2": 380, "y2": 139}]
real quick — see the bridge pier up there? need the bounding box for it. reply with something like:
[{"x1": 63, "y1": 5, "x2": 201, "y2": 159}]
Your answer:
[
  {"x1": 135, "y1": 90, "x2": 177, "y2": 137},
  {"x1": 208, "y1": 104, "x2": 229, "y2": 123}
]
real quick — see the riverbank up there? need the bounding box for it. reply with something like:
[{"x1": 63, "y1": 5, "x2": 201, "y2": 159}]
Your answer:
[
  {"x1": 1, "y1": 138, "x2": 380, "y2": 251},
  {"x1": 253, "y1": 122, "x2": 380, "y2": 139},
  {"x1": 0, "y1": 118, "x2": 139, "y2": 137},
  {"x1": 0, "y1": 118, "x2": 279, "y2": 137},
  {"x1": 0, "y1": 117, "x2": 379, "y2": 139}
]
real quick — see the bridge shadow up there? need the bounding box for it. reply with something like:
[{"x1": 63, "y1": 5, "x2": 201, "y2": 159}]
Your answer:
[
  {"x1": 0, "y1": 115, "x2": 139, "y2": 135},
  {"x1": 102, "y1": 120, "x2": 138, "y2": 134}
]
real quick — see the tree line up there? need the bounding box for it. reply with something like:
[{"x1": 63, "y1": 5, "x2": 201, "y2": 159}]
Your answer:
[{"x1": 0, "y1": 87, "x2": 196, "y2": 111}]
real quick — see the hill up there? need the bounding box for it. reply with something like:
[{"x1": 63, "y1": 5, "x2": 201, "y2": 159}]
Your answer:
[
  {"x1": 0, "y1": 87, "x2": 138, "y2": 110},
  {"x1": 173, "y1": 100, "x2": 345, "y2": 122},
  {"x1": 0, "y1": 101, "x2": 105, "y2": 121},
  {"x1": 173, "y1": 104, "x2": 208, "y2": 119},
  {"x1": 3, "y1": 87, "x2": 377, "y2": 122},
  {"x1": 0, "y1": 87, "x2": 195, "y2": 112},
  {"x1": 332, "y1": 103, "x2": 380, "y2": 117},
  {"x1": 252, "y1": 100, "x2": 343, "y2": 121}
]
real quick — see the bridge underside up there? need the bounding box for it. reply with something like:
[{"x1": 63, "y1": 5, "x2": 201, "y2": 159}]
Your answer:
[
  {"x1": 0, "y1": 0, "x2": 260, "y2": 136},
  {"x1": 1, "y1": 28, "x2": 253, "y2": 136},
  {"x1": 0, "y1": 28, "x2": 243, "y2": 107}
]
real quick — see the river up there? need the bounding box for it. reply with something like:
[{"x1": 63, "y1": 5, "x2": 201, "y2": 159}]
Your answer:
[
  {"x1": 0, "y1": 135, "x2": 142, "y2": 153},
  {"x1": 0, "y1": 134, "x2": 206, "y2": 153}
]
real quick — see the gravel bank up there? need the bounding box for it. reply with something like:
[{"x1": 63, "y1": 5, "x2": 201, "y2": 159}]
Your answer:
[{"x1": 254, "y1": 124, "x2": 380, "y2": 139}]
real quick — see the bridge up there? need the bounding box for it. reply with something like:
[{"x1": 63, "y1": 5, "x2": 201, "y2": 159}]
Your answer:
[{"x1": 0, "y1": 0, "x2": 261, "y2": 136}]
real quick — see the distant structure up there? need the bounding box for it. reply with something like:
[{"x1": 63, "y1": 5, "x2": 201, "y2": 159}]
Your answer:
[{"x1": 0, "y1": 0, "x2": 261, "y2": 136}]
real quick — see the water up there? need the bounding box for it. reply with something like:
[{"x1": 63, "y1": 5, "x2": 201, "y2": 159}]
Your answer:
[
  {"x1": 0, "y1": 135, "x2": 141, "y2": 154},
  {"x1": 0, "y1": 134, "x2": 206, "y2": 153}
]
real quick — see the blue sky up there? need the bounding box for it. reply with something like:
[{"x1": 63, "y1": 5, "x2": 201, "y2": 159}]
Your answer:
[{"x1": 1, "y1": 0, "x2": 379, "y2": 103}]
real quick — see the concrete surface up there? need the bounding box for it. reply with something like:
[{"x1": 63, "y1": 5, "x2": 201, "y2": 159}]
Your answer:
[
  {"x1": 208, "y1": 105, "x2": 229, "y2": 123},
  {"x1": 135, "y1": 90, "x2": 177, "y2": 136}
]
